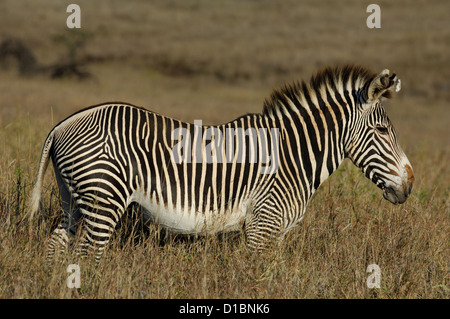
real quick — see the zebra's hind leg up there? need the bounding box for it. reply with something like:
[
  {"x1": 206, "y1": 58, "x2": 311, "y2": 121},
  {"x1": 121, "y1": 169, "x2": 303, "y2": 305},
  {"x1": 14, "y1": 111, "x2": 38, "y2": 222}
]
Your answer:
[
  {"x1": 47, "y1": 172, "x2": 83, "y2": 262},
  {"x1": 74, "y1": 198, "x2": 125, "y2": 262}
]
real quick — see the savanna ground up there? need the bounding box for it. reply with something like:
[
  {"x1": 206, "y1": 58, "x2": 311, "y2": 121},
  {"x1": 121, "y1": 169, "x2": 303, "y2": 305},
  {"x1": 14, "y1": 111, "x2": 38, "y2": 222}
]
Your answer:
[{"x1": 0, "y1": 0, "x2": 448, "y2": 299}]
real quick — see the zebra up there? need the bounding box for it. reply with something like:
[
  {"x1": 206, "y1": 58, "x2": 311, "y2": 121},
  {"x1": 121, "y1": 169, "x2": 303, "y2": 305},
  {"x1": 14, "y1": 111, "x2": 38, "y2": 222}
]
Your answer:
[{"x1": 28, "y1": 64, "x2": 414, "y2": 260}]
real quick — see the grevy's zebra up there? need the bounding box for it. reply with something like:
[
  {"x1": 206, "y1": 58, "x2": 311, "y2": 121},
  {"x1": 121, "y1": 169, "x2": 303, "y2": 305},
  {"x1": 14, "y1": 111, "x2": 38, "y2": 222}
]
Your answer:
[{"x1": 29, "y1": 65, "x2": 414, "y2": 260}]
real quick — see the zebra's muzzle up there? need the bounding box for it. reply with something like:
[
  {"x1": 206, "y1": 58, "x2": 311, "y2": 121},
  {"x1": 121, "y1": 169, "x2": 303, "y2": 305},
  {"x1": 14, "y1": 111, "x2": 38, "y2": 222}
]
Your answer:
[
  {"x1": 382, "y1": 184, "x2": 410, "y2": 205},
  {"x1": 379, "y1": 163, "x2": 414, "y2": 205},
  {"x1": 383, "y1": 186, "x2": 402, "y2": 204}
]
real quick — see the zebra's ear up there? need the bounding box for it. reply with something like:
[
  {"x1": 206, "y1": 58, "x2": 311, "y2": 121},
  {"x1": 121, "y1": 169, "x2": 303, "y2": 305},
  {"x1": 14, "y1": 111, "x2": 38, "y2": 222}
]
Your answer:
[{"x1": 367, "y1": 69, "x2": 401, "y2": 102}]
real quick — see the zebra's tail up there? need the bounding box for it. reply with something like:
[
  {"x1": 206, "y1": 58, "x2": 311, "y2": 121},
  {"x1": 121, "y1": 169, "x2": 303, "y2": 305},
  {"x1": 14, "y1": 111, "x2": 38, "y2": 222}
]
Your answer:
[{"x1": 28, "y1": 130, "x2": 55, "y2": 223}]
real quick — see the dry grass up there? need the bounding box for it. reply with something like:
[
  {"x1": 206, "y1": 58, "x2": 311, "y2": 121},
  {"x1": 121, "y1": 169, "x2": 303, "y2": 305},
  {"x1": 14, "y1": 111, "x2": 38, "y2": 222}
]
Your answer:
[{"x1": 0, "y1": 0, "x2": 448, "y2": 299}]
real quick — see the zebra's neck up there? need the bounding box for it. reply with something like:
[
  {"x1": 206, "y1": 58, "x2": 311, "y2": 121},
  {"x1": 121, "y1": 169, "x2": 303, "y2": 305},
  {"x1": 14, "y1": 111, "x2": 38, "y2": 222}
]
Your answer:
[
  {"x1": 276, "y1": 111, "x2": 346, "y2": 197},
  {"x1": 262, "y1": 79, "x2": 358, "y2": 205}
]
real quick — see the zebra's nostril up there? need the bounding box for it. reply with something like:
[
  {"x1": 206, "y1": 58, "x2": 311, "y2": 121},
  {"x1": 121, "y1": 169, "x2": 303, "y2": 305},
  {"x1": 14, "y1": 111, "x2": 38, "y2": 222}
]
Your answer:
[{"x1": 404, "y1": 187, "x2": 411, "y2": 198}]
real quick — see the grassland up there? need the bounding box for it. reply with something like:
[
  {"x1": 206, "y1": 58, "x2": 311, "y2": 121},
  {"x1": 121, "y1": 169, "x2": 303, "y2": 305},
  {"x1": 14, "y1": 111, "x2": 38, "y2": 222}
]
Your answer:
[{"x1": 0, "y1": 0, "x2": 448, "y2": 298}]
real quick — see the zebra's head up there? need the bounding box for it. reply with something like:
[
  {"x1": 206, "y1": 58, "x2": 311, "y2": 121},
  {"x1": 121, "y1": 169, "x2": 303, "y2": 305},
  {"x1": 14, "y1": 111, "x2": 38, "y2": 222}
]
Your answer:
[{"x1": 346, "y1": 69, "x2": 414, "y2": 204}]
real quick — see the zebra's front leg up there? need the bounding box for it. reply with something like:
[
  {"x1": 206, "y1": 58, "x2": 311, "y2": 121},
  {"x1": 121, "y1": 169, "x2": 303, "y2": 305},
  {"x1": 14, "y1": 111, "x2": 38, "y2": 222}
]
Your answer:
[
  {"x1": 244, "y1": 208, "x2": 284, "y2": 252},
  {"x1": 75, "y1": 201, "x2": 125, "y2": 262}
]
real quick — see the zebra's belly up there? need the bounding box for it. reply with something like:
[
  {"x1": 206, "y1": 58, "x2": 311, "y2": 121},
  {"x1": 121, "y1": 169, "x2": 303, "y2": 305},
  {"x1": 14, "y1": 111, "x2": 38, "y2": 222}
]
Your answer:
[{"x1": 132, "y1": 194, "x2": 249, "y2": 234}]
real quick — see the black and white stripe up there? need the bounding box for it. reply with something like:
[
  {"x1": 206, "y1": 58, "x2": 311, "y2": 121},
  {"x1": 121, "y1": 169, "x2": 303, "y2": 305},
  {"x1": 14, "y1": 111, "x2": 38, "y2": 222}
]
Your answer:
[{"x1": 29, "y1": 64, "x2": 414, "y2": 259}]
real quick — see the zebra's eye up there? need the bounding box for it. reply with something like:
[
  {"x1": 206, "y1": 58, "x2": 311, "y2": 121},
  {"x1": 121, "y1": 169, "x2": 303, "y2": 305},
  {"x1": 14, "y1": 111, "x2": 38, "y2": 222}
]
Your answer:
[{"x1": 375, "y1": 126, "x2": 388, "y2": 134}]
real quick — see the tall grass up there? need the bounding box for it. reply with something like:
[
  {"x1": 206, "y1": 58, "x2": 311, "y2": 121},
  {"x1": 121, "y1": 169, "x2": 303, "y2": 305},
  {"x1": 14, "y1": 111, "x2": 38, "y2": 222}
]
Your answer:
[{"x1": 0, "y1": 148, "x2": 448, "y2": 298}]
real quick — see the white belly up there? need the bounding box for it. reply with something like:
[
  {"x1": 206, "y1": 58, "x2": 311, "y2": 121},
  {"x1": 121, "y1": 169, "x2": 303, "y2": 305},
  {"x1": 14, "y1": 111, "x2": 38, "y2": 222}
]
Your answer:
[{"x1": 130, "y1": 192, "x2": 249, "y2": 234}]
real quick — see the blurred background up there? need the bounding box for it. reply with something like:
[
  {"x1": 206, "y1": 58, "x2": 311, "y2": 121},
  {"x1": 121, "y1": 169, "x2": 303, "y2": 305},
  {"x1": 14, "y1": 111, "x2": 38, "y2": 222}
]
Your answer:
[{"x1": 0, "y1": 0, "x2": 448, "y2": 120}]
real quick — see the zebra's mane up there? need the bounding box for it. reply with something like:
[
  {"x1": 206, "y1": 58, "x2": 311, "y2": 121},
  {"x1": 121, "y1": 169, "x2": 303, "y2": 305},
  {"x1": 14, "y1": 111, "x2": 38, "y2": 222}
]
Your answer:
[{"x1": 262, "y1": 64, "x2": 379, "y2": 116}]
